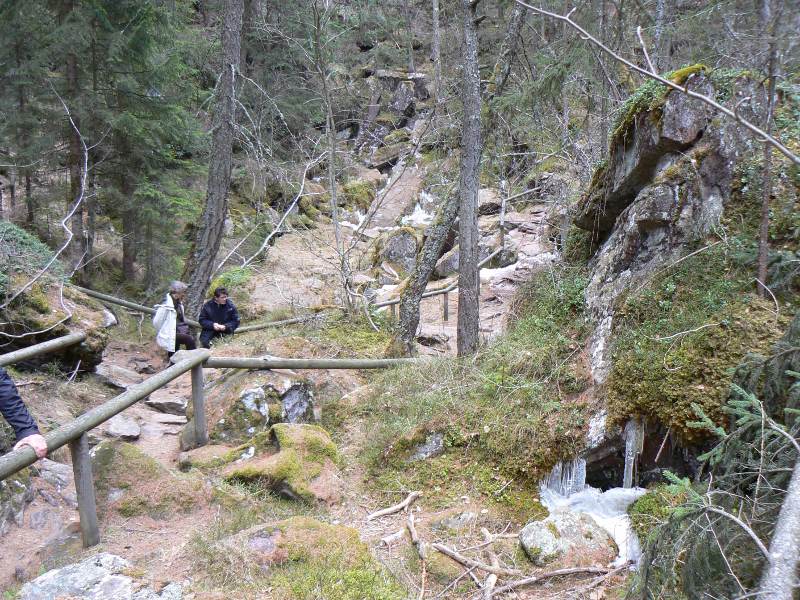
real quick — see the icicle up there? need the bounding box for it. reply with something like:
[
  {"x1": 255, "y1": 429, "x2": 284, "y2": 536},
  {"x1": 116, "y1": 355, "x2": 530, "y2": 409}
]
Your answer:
[
  {"x1": 622, "y1": 419, "x2": 644, "y2": 488},
  {"x1": 541, "y1": 458, "x2": 587, "y2": 496}
]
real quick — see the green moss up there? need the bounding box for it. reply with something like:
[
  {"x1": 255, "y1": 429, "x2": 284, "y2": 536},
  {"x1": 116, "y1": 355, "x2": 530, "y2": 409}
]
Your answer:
[
  {"x1": 312, "y1": 315, "x2": 393, "y2": 357},
  {"x1": 298, "y1": 196, "x2": 321, "y2": 219},
  {"x1": 362, "y1": 268, "x2": 591, "y2": 491},
  {"x1": 341, "y1": 180, "x2": 377, "y2": 211},
  {"x1": 628, "y1": 485, "x2": 688, "y2": 542},
  {"x1": 609, "y1": 64, "x2": 708, "y2": 147},
  {"x1": 546, "y1": 520, "x2": 561, "y2": 539},
  {"x1": 0, "y1": 221, "x2": 65, "y2": 297},
  {"x1": 606, "y1": 241, "x2": 789, "y2": 442},
  {"x1": 195, "y1": 516, "x2": 406, "y2": 598},
  {"x1": 224, "y1": 424, "x2": 340, "y2": 503},
  {"x1": 383, "y1": 128, "x2": 410, "y2": 145},
  {"x1": 92, "y1": 441, "x2": 200, "y2": 519}
]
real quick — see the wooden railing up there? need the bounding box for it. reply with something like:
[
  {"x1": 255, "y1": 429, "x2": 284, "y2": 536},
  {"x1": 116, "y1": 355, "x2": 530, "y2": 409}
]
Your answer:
[
  {"x1": 372, "y1": 247, "x2": 503, "y2": 322},
  {"x1": 0, "y1": 332, "x2": 87, "y2": 368},
  {"x1": 71, "y1": 285, "x2": 309, "y2": 333},
  {"x1": 0, "y1": 343, "x2": 416, "y2": 548}
]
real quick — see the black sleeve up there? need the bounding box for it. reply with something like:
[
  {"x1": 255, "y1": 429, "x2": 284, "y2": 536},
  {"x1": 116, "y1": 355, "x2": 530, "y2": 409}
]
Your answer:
[
  {"x1": 0, "y1": 368, "x2": 40, "y2": 441},
  {"x1": 224, "y1": 302, "x2": 240, "y2": 333},
  {"x1": 198, "y1": 302, "x2": 215, "y2": 330}
]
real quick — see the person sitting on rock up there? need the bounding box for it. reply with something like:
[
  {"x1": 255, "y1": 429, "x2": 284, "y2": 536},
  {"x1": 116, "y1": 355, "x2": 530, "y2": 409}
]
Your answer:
[
  {"x1": 0, "y1": 367, "x2": 48, "y2": 458},
  {"x1": 153, "y1": 281, "x2": 196, "y2": 359},
  {"x1": 198, "y1": 287, "x2": 240, "y2": 349}
]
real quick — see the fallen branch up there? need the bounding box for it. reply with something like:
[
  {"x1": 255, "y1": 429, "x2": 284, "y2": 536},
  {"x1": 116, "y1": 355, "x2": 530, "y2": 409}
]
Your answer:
[
  {"x1": 407, "y1": 514, "x2": 427, "y2": 599},
  {"x1": 481, "y1": 528, "x2": 499, "y2": 600},
  {"x1": 432, "y1": 543, "x2": 523, "y2": 577},
  {"x1": 380, "y1": 528, "x2": 406, "y2": 546},
  {"x1": 367, "y1": 491, "x2": 422, "y2": 521},
  {"x1": 575, "y1": 563, "x2": 631, "y2": 595},
  {"x1": 491, "y1": 566, "x2": 609, "y2": 595}
]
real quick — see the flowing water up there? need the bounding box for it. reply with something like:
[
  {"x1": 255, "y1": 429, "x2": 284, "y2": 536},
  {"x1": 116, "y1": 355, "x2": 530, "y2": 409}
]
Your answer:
[{"x1": 541, "y1": 455, "x2": 647, "y2": 565}]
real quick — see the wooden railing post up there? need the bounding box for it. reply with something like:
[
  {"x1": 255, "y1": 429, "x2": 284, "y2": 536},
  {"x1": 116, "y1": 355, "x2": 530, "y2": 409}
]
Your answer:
[
  {"x1": 191, "y1": 363, "x2": 207, "y2": 446},
  {"x1": 442, "y1": 291, "x2": 449, "y2": 322},
  {"x1": 68, "y1": 432, "x2": 99, "y2": 548}
]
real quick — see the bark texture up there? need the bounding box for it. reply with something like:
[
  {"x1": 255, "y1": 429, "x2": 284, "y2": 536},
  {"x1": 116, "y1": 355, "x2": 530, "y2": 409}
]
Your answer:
[
  {"x1": 456, "y1": 0, "x2": 483, "y2": 356},
  {"x1": 757, "y1": 456, "x2": 800, "y2": 599},
  {"x1": 432, "y1": 0, "x2": 441, "y2": 102},
  {"x1": 184, "y1": 0, "x2": 245, "y2": 316}
]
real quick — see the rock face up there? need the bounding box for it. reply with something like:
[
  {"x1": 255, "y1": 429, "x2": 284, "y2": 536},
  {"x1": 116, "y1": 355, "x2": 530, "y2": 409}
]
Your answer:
[
  {"x1": 18, "y1": 553, "x2": 182, "y2": 600},
  {"x1": 574, "y1": 71, "x2": 767, "y2": 384},
  {"x1": 519, "y1": 510, "x2": 617, "y2": 567},
  {"x1": 378, "y1": 228, "x2": 419, "y2": 273},
  {"x1": 0, "y1": 469, "x2": 34, "y2": 536},
  {"x1": 210, "y1": 385, "x2": 281, "y2": 445},
  {"x1": 145, "y1": 395, "x2": 186, "y2": 416},
  {"x1": 281, "y1": 383, "x2": 315, "y2": 424}
]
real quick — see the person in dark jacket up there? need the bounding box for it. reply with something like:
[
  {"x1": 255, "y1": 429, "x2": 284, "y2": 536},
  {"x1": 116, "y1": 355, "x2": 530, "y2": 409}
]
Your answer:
[
  {"x1": 198, "y1": 287, "x2": 240, "y2": 349},
  {"x1": 0, "y1": 367, "x2": 48, "y2": 458}
]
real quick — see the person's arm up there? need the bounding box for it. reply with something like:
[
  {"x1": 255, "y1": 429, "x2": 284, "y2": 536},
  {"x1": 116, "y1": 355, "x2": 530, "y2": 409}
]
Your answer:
[
  {"x1": 224, "y1": 302, "x2": 240, "y2": 333},
  {"x1": 0, "y1": 369, "x2": 47, "y2": 458},
  {"x1": 198, "y1": 302, "x2": 215, "y2": 330}
]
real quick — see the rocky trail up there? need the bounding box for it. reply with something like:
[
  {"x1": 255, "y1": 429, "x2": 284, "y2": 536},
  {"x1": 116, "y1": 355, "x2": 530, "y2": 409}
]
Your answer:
[{"x1": 2, "y1": 120, "x2": 637, "y2": 600}]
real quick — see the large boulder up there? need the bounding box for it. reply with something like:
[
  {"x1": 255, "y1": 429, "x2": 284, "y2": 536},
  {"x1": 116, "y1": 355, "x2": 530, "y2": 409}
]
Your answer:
[
  {"x1": 210, "y1": 385, "x2": 282, "y2": 445},
  {"x1": 91, "y1": 440, "x2": 201, "y2": 519},
  {"x1": 223, "y1": 424, "x2": 342, "y2": 505},
  {"x1": 519, "y1": 510, "x2": 617, "y2": 567},
  {"x1": 372, "y1": 228, "x2": 419, "y2": 274},
  {"x1": 574, "y1": 69, "x2": 769, "y2": 383},
  {"x1": 18, "y1": 553, "x2": 182, "y2": 600}
]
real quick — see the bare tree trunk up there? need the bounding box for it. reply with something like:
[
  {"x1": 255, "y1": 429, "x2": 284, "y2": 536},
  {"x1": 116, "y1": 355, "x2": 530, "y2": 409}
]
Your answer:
[
  {"x1": 757, "y1": 0, "x2": 778, "y2": 298},
  {"x1": 653, "y1": 0, "x2": 667, "y2": 71},
  {"x1": 457, "y1": 0, "x2": 483, "y2": 357},
  {"x1": 388, "y1": 190, "x2": 460, "y2": 356},
  {"x1": 121, "y1": 176, "x2": 137, "y2": 282},
  {"x1": 403, "y1": 0, "x2": 416, "y2": 73},
  {"x1": 65, "y1": 42, "x2": 85, "y2": 273},
  {"x1": 599, "y1": 0, "x2": 609, "y2": 158},
  {"x1": 432, "y1": 0, "x2": 441, "y2": 103},
  {"x1": 490, "y1": 3, "x2": 527, "y2": 97},
  {"x1": 184, "y1": 0, "x2": 245, "y2": 316},
  {"x1": 25, "y1": 173, "x2": 33, "y2": 225},
  {"x1": 758, "y1": 455, "x2": 800, "y2": 599}
]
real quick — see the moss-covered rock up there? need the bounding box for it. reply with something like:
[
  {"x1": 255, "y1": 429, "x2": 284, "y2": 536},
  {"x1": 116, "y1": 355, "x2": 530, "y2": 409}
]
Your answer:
[
  {"x1": 341, "y1": 180, "x2": 377, "y2": 211},
  {"x1": 607, "y1": 298, "x2": 787, "y2": 443},
  {"x1": 92, "y1": 440, "x2": 202, "y2": 519},
  {"x1": 211, "y1": 385, "x2": 282, "y2": 445},
  {"x1": 212, "y1": 516, "x2": 406, "y2": 599},
  {"x1": 223, "y1": 424, "x2": 342, "y2": 505},
  {"x1": 628, "y1": 485, "x2": 688, "y2": 543}
]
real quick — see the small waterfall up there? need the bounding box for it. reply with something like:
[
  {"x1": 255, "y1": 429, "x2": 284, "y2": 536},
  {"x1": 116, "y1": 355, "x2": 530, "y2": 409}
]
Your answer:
[
  {"x1": 541, "y1": 457, "x2": 587, "y2": 496},
  {"x1": 622, "y1": 419, "x2": 644, "y2": 488}
]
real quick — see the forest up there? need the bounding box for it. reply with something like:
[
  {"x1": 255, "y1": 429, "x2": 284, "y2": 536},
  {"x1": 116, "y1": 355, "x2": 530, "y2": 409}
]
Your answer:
[{"x1": 0, "y1": 0, "x2": 798, "y2": 598}]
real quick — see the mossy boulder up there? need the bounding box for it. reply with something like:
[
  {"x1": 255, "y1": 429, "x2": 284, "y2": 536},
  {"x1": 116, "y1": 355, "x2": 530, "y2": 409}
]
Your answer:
[
  {"x1": 92, "y1": 440, "x2": 202, "y2": 519},
  {"x1": 342, "y1": 179, "x2": 377, "y2": 212},
  {"x1": 223, "y1": 423, "x2": 342, "y2": 505},
  {"x1": 628, "y1": 484, "x2": 688, "y2": 542},
  {"x1": 369, "y1": 142, "x2": 411, "y2": 170},
  {"x1": 217, "y1": 516, "x2": 405, "y2": 599},
  {"x1": 519, "y1": 510, "x2": 617, "y2": 567},
  {"x1": 211, "y1": 385, "x2": 282, "y2": 445},
  {"x1": 369, "y1": 227, "x2": 421, "y2": 274},
  {"x1": 607, "y1": 298, "x2": 787, "y2": 443}
]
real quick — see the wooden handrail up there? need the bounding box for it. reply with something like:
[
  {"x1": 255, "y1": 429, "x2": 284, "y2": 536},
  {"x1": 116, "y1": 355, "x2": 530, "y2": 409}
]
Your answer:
[
  {"x1": 371, "y1": 247, "x2": 503, "y2": 309},
  {"x1": 0, "y1": 332, "x2": 87, "y2": 367},
  {"x1": 71, "y1": 285, "x2": 314, "y2": 333},
  {"x1": 204, "y1": 356, "x2": 417, "y2": 370},
  {"x1": 0, "y1": 349, "x2": 210, "y2": 482}
]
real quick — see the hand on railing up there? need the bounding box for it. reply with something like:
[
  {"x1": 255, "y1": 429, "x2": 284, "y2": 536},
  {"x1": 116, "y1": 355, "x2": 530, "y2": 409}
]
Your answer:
[{"x1": 14, "y1": 434, "x2": 48, "y2": 459}]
